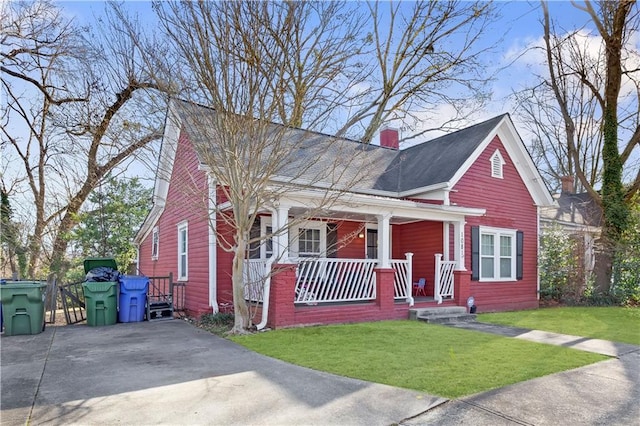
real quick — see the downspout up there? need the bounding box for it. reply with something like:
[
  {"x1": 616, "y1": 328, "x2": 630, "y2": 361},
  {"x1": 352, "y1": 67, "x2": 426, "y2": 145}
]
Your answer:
[
  {"x1": 135, "y1": 244, "x2": 141, "y2": 275},
  {"x1": 208, "y1": 175, "x2": 219, "y2": 313},
  {"x1": 256, "y1": 257, "x2": 274, "y2": 330},
  {"x1": 256, "y1": 207, "x2": 278, "y2": 330},
  {"x1": 536, "y1": 206, "x2": 540, "y2": 301}
]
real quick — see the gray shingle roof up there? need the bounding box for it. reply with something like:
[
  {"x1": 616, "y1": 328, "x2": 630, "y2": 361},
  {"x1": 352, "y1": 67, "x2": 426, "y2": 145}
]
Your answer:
[
  {"x1": 540, "y1": 191, "x2": 603, "y2": 227},
  {"x1": 374, "y1": 114, "x2": 507, "y2": 192},
  {"x1": 171, "y1": 100, "x2": 506, "y2": 195}
]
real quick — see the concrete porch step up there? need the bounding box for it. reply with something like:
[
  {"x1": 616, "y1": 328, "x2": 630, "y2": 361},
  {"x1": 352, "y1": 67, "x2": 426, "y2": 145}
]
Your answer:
[{"x1": 409, "y1": 306, "x2": 477, "y2": 324}]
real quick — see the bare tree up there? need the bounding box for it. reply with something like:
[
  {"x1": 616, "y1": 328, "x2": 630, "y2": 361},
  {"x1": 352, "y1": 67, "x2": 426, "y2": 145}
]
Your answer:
[
  {"x1": 155, "y1": 0, "x2": 499, "y2": 332},
  {"x1": 1, "y1": 0, "x2": 169, "y2": 277},
  {"x1": 157, "y1": 1, "x2": 378, "y2": 332},
  {"x1": 338, "y1": 0, "x2": 497, "y2": 143},
  {"x1": 517, "y1": 0, "x2": 639, "y2": 293},
  {"x1": 515, "y1": 27, "x2": 607, "y2": 193}
]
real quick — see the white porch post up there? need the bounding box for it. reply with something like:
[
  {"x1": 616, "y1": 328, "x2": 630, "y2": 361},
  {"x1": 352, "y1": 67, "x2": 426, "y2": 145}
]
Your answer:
[
  {"x1": 405, "y1": 252, "x2": 414, "y2": 306},
  {"x1": 443, "y1": 222, "x2": 450, "y2": 261},
  {"x1": 377, "y1": 214, "x2": 391, "y2": 268},
  {"x1": 453, "y1": 220, "x2": 466, "y2": 271},
  {"x1": 274, "y1": 204, "x2": 290, "y2": 261}
]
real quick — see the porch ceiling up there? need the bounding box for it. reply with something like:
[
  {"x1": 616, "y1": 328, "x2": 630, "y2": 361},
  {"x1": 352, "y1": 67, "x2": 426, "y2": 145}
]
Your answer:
[{"x1": 288, "y1": 207, "x2": 423, "y2": 225}]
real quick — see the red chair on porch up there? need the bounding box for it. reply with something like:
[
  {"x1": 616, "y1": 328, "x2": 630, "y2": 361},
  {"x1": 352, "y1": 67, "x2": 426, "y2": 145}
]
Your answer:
[{"x1": 413, "y1": 278, "x2": 427, "y2": 297}]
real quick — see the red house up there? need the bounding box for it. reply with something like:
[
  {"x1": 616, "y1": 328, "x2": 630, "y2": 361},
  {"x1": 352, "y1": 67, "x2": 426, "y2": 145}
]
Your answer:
[{"x1": 135, "y1": 100, "x2": 554, "y2": 329}]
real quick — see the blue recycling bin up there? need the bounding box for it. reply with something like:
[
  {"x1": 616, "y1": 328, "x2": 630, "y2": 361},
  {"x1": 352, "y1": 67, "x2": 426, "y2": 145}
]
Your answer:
[{"x1": 118, "y1": 275, "x2": 149, "y2": 323}]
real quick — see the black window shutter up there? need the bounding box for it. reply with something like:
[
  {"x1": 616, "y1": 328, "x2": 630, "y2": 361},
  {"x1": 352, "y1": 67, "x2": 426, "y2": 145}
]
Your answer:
[
  {"x1": 516, "y1": 231, "x2": 524, "y2": 280},
  {"x1": 248, "y1": 219, "x2": 261, "y2": 259},
  {"x1": 326, "y1": 223, "x2": 338, "y2": 258},
  {"x1": 471, "y1": 226, "x2": 479, "y2": 281}
]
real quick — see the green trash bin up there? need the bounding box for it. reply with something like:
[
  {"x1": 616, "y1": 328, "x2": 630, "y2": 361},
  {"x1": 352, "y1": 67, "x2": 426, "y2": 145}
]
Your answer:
[
  {"x1": 0, "y1": 281, "x2": 47, "y2": 336},
  {"x1": 83, "y1": 258, "x2": 119, "y2": 327}
]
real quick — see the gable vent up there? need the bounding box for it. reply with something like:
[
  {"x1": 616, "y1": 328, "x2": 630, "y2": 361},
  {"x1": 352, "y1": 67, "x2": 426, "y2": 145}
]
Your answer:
[{"x1": 490, "y1": 149, "x2": 505, "y2": 179}]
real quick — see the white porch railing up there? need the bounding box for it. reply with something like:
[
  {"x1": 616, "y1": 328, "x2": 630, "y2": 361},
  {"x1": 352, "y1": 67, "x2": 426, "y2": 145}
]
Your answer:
[
  {"x1": 294, "y1": 258, "x2": 377, "y2": 304},
  {"x1": 434, "y1": 253, "x2": 456, "y2": 304},
  {"x1": 391, "y1": 253, "x2": 413, "y2": 305},
  {"x1": 243, "y1": 259, "x2": 269, "y2": 302},
  {"x1": 243, "y1": 256, "x2": 414, "y2": 306}
]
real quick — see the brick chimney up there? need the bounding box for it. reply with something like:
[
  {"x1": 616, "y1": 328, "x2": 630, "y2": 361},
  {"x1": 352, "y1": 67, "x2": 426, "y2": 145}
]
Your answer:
[
  {"x1": 560, "y1": 175, "x2": 574, "y2": 194},
  {"x1": 380, "y1": 127, "x2": 399, "y2": 150}
]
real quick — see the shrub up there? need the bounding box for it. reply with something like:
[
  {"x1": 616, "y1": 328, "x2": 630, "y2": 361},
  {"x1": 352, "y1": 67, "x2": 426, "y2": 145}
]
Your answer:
[
  {"x1": 539, "y1": 224, "x2": 583, "y2": 303},
  {"x1": 197, "y1": 312, "x2": 235, "y2": 336}
]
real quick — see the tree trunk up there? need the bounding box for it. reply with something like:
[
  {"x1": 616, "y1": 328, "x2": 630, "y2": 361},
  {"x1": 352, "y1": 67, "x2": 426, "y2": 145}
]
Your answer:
[
  {"x1": 27, "y1": 214, "x2": 46, "y2": 278},
  {"x1": 593, "y1": 237, "x2": 614, "y2": 295},
  {"x1": 49, "y1": 183, "x2": 96, "y2": 276},
  {"x1": 231, "y1": 232, "x2": 250, "y2": 333}
]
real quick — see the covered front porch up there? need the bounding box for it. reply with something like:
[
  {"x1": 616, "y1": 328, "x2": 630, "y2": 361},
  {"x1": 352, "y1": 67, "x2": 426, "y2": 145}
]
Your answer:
[
  {"x1": 240, "y1": 189, "x2": 484, "y2": 329},
  {"x1": 245, "y1": 254, "x2": 459, "y2": 306}
]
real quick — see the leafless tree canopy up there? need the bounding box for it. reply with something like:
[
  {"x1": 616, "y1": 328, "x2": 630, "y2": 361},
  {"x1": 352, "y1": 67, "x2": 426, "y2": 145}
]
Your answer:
[
  {"x1": 515, "y1": 1, "x2": 639, "y2": 195},
  {"x1": 1, "y1": 1, "x2": 169, "y2": 276}
]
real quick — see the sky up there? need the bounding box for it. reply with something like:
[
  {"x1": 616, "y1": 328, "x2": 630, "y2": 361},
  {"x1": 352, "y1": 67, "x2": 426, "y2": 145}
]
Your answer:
[
  {"x1": 56, "y1": 0, "x2": 593, "y2": 131},
  {"x1": 5, "y1": 0, "x2": 638, "y2": 200}
]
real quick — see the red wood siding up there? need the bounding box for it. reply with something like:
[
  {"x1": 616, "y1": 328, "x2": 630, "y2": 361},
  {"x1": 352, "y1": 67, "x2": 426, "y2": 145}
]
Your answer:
[
  {"x1": 451, "y1": 135, "x2": 539, "y2": 312},
  {"x1": 393, "y1": 221, "x2": 443, "y2": 296},
  {"x1": 216, "y1": 218, "x2": 235, "y2": 306},
  {"x1": 138, "y1": 129, "x2": 211, "y2": 316},
  {"x1": 335, "y1": 221, "x2": 366, "y2": 259}
]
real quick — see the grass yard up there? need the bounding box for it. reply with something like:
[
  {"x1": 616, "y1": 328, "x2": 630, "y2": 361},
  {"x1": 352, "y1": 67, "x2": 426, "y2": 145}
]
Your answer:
[
  {"x1": 478, "y1": 306, "x2": 640, "y2": 345},
  {"x1": 231, "y1": 320, "x2": 606, "y2": 398}
]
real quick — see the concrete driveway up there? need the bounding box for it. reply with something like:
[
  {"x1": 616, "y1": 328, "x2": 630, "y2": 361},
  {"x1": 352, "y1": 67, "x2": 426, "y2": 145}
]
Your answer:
[
  {"x1": 2, "y1": 319, "x2": 639, "y2": 425},
  {"x1": 1, "y1": 320, "x2": 444, "y2": 425}
]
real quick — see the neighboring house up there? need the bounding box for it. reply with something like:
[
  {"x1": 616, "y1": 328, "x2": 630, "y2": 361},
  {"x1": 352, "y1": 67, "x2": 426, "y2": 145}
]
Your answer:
[
  {"x1": 134, "y1": 100, "x2": 554, "y2": 329},
  {"x1": 540, "y1": 176, "x2": 603, "y2": 287}
]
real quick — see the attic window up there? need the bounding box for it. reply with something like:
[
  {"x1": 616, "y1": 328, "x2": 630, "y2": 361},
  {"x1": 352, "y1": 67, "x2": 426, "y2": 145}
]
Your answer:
[{"x1": 490, "y1": 149, "x2": 505, "y2": 179}]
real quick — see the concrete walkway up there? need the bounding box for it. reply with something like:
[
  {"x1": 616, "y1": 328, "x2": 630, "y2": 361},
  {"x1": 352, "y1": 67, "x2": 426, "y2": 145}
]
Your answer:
[
  {"x1": 1, "y1": 319, "x2": 639, "y2": 425},
  {"x1": 443, "y1": 321, "x2": 640, "y2": 357},
  {"x1": 404, "y1": 321, "x2": 640, "y2": 425}
]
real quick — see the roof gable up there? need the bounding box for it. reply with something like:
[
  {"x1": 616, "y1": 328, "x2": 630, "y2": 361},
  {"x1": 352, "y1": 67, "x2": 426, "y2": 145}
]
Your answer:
[{"x1": 374, "y1": 115, "x2": 507, "y2": 193}]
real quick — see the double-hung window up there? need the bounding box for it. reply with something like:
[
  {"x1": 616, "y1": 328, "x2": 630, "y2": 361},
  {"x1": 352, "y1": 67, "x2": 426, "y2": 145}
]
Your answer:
[
  {"x1": 290, "y1": 221, "x2": 326, "y2": 258},
  {"x1": 177, "y1": 221, "x2": 188, "y2": 281},
  {"x1": 479, "y1": 227, "x2": 516, "y2": 281},
  {"x1": 298, "y1": 228, "x2": 321, "y2": 257}
]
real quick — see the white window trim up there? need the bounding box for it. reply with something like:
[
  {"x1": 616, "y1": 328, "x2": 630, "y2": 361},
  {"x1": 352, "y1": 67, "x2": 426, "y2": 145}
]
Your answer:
[
  {"x1": 490, "y1": 149, "x2": 505, "y2": 179},
  {"x1": 479, "y1": 226, "x2": 516, "y2": 282},
  {"x1": 290, "y1": 221, "x2": 327, "y2": 258},
  {"x1": 151, "y1": 226, "x2": 159, "y2": 260},
  {"x1": 177, "y1": 221, "x2": 188, "y2": 281},
  {"x1": 260, "y1": 216, "x2": 273, "y2": 260}
]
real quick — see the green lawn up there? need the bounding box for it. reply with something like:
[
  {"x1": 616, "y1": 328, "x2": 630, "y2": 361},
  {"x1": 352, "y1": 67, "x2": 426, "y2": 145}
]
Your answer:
[
  {"x1": 231, "y1": 320, "x2": 606, "y2": 398},
  {"x1": 478, "y1": 306, "x2": 640, "y2": 345}
]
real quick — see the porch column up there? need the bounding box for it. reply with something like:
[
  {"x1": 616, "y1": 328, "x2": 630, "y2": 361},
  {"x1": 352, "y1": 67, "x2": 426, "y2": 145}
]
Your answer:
[
  {"x1": 375, "y1": 267, "x2": 395, "y2": 313},
  {"x1": 377, "y1": 213, "x2": 391, "y2": 268},
  {"x1": 454, "y1": 270, "x2": 472, "y2": 307},
  {"x1": 453, "y1": 220, "x2": 466, "y2": 271},
  {"x1": 443, "y1": 222, "x2": 450, "y2": 261},
  {"x1": 273, "y1": 204, "x2": 290, "y2": 261},
  {"x1": 268, "y1": 263, "x2": 297, "y2": 329}
]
